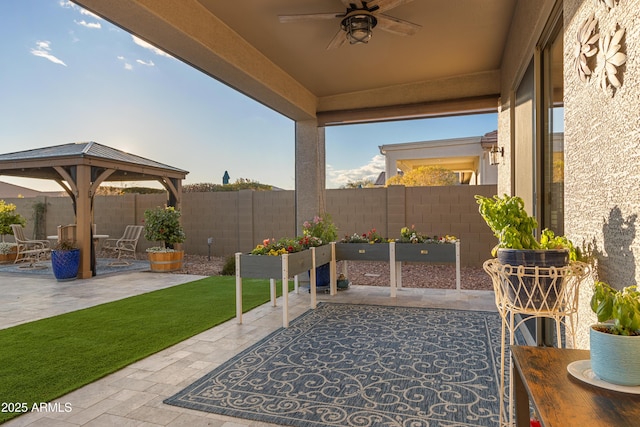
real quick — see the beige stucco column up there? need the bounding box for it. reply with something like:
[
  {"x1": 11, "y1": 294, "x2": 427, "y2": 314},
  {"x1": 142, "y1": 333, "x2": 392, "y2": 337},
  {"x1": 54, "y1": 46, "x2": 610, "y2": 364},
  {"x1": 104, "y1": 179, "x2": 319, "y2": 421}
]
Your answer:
[{"x1": 295, "y1": 119, "x2": 326, "y2": 234}]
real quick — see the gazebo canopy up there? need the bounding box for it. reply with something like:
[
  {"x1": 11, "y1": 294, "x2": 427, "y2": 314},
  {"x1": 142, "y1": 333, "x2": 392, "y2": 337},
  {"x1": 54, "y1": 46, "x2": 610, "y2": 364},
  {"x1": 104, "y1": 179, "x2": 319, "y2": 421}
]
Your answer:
[
  {"x1": 0, "y1": 141, "x2": 187, "y2": 184},
  {"x1": 0, "y1": 141, "x2": 189, "y2": 278}
]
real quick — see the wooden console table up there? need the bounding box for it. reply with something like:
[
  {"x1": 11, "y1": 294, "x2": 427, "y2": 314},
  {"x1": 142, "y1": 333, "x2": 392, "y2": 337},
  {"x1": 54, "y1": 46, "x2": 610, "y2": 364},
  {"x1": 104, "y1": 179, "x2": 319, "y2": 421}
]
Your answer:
[{"x1": 511, "y1": 346, "x2": 640, "y2": 427}]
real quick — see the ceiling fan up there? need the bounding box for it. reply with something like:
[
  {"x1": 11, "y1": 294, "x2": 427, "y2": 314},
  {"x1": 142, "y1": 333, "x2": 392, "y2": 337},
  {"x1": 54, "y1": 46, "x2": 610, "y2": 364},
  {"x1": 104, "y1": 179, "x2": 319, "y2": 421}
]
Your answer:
[{"x1": 278, "y1": 0, "x2": 421, "y2": 50}]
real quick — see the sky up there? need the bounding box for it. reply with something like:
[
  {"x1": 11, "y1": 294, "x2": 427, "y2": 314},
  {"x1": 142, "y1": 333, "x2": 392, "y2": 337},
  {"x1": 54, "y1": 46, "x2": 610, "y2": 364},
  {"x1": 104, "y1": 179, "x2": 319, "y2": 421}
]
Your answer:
[{"x1": 0, "y1": 0, "x2": 497, "y2": 192}]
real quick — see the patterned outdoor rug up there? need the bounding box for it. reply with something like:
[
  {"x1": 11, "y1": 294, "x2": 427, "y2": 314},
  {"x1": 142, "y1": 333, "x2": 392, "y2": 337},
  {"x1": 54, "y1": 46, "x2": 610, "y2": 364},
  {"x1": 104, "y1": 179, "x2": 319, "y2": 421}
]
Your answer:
[
  {"x1": 0, "y1": 258, "x2": 149, "y2": 276},
  {"x1": 165, "y1": 303, "x2": 506, "y2": 427}
]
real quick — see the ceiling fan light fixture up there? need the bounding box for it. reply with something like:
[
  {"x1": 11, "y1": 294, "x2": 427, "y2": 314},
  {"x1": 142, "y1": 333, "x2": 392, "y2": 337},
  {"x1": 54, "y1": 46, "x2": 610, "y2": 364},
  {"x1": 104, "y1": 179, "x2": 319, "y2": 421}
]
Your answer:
[{"x1": 341, "y1": 13, "x2": 377, "y2": 44}]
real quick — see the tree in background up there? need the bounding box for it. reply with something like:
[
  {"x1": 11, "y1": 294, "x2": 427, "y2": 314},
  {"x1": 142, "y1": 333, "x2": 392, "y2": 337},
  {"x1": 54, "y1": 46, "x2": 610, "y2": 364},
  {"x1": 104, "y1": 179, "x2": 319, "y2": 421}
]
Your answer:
[
  {"x1": 341, "y1": 179, "x2": 375, "y2": 189},
  {"x1": 386, "y1": 166, "x2": 458, "y2": 187},
  {"x1": 184, "y1": 178, "x2": 272, "y2": 192},
  {"x1": 0, "y1": 200, "x2": 26, "y2": 241}
]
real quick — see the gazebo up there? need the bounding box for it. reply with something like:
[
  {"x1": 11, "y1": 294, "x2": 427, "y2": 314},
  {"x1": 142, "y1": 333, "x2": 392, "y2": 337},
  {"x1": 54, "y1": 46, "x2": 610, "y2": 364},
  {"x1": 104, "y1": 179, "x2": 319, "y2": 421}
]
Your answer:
[{"x1": 0, "y1": 142, "x2": 188, "y2": 278}]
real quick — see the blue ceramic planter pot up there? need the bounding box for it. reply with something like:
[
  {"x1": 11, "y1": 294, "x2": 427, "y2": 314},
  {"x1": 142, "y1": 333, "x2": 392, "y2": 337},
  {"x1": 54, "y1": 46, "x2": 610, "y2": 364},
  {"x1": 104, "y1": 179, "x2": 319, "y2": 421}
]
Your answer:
[
  {"x1": 315, "y1": 263, "x2": 331, "y2": 287},
  {"x1": 51, "y1": 249, "x2": 80, "y2": 281},
  {"x1": 590, "y1": 325, "x2": 640, "y2": 386}
]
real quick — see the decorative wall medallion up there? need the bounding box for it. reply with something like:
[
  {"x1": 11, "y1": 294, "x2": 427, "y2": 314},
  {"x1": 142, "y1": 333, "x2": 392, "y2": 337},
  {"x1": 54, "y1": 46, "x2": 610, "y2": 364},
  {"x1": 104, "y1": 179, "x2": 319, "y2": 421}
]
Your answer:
[
  {"x1": 595, "y1": 27, "x2": 627, "y2": 94},
  {"x1": 598, "y1": 0, "x2": 618, "y2": 10},
  {"x1": 574, "y1": 13, "x2": 599, "y2": 83}
]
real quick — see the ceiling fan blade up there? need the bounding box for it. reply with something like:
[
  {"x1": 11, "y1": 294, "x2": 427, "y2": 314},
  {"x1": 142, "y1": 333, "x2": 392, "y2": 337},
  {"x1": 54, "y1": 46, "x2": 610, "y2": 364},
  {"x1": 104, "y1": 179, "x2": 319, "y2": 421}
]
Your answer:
[
  {"x1": 376, "y1": 14, "x2": 421, "y2": 36},
  {"x1": 326, "y1": 29, "x2": 348, "y2": 50},
  {"x1": 278, "y1": 13, "x2": 343, "y2": 23},
  {"x1": 367, "y1": 0, "x2": 415, "y2": 14}
]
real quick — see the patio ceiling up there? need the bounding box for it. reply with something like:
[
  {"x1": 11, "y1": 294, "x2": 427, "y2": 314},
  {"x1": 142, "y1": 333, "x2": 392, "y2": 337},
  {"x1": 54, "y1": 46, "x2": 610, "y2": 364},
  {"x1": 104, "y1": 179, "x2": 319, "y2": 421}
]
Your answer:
[{"x1": 71, "y1": 0, "x2": 516, "y2": 124}]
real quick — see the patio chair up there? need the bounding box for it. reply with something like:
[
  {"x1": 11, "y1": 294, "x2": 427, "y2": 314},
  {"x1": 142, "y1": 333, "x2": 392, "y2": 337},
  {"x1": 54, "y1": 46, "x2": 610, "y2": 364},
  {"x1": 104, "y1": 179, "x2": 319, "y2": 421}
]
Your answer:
[
  {"x1": 11, "y1": 224, "x2": 51, "y2": 264},
  {"x1": 57, "y1": 224, "x2": 76, "y2": 243},
  {"x1": 102, "y1": 225, "x2": 144, "y2": 262}
]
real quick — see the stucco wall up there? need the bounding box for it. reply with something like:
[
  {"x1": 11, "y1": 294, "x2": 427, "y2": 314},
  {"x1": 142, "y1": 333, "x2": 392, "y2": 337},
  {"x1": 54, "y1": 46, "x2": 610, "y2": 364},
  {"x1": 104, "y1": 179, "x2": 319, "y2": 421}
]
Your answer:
[
  {"x1": 2, "y1": 185, "x2": 497, "y2": 267},
  {"x1": 564, "y1": 0, "x2": 640, "y2": 347},
  {"x1": 496, "y1": 0, "x2": 640, "y2": 349}
]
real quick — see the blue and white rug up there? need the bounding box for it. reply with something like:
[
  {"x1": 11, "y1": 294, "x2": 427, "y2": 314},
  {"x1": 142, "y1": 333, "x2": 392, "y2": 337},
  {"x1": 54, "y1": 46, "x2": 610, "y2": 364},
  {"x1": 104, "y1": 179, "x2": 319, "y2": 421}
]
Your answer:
[
  {"x1": 0, "y1": 258, "x2": 149, "y2": 276},
  {"x1": 165, "y1": 303, "x2": 506, "y2": 427}
]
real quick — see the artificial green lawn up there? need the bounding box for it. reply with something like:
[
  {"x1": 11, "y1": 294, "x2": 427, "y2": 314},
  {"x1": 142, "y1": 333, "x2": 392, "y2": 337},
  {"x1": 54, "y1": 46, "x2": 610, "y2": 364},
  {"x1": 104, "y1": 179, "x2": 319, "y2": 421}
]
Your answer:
[{"x1": 0, "y1": 276, "x2": 294, "y2": 424}]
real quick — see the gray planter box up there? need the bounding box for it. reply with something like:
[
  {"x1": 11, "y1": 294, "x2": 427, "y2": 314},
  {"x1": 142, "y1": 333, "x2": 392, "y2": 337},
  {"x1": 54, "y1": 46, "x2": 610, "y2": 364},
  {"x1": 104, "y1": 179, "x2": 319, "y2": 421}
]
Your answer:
[
  {"x1": 314, "y1": 244, "x2": 333, "y2": 266},
  {"x1": 239, "y1": 250, "x2": 313, "y2": 279},
  {"x1": 335, "y1": 243, "x2": 390, "y2": 262},
  {"x1": 395, "y1": 243, "x2": 457, "y2": 263}
]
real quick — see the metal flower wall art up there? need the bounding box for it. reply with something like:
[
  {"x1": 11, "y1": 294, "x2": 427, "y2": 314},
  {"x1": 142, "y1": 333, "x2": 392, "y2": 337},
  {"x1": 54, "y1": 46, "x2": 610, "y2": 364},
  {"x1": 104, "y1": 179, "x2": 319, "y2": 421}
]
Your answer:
[
  {"x1": 595, "y1": 27, "x2": 627, "y2": 94},
  {"x1": 574, "y1": 13, "x2": 599, "y2": 83},
  {"x1": 598, "y1": 0, "x2": 618, "y2": 10}
]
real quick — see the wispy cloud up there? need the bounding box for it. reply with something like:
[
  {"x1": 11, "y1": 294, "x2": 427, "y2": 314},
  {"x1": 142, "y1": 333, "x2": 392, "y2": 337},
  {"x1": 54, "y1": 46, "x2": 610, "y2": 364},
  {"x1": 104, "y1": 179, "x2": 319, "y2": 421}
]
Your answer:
[
  {"x1": 117, "y1": 56, "x2": 133, "y2": 71},
  {"x1": 59, "y1": 1, "x2": 102, "y2": 20},
  {"x1": 132, "y1": 36, "x2": 174, "y2": 59},
  {"x1": 30, "y1": 41, "x2": 67, "y2": 66},
  {"x1": 136, "y1": 59, "x2": 155, "y2": 67},
  {"x1": 74, "y1": 20, "x2": 101, "y2": 29},
  {"x1": 327, "y1": 154, "x2": 385, "y2": 188}
]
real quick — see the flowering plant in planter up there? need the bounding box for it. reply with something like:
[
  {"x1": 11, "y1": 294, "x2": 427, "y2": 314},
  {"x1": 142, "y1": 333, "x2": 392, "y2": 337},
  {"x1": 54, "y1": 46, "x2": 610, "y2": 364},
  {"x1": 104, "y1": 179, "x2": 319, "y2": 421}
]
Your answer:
[
  {"x1": 0, "y1": 241, "x2": 16, "y2": 255},
  {"x1": 341, "y1": 228, "x2": 387, "y2": 243},
  {"x1": 143, "y1": 206, "x2": 186, "y2": 252},
  {"x1": 302, "y1": 213, "x2": 338, "y2": 244},
  {"x1": 397, "y1": 226, "x2": 457, "y2": 244},
  {"x1": 251, "y1": 238, "x2": 303, "y2": 256}
]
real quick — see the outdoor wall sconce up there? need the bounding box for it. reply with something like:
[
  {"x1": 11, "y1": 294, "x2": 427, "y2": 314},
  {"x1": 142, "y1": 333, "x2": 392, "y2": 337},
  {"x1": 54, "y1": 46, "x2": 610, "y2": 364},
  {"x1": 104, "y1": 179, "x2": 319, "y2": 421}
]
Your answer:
[{"x1": 489, "y1": 145, "x2": 504, "y2": 165}]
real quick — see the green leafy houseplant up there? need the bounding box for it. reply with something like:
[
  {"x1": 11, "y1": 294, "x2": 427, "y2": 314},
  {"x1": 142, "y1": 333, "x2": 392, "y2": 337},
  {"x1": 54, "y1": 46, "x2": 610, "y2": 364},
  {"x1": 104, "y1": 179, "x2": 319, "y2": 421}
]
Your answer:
[
  {"x1": 0, "y1": 200, "x2": 26, "y2": 241},
  {"x1": 590, "y1": 281, "x2": 640, "y2": 336},
  {"x1": 475, "y1": 194, "x2": 579, "y2": 260},
  {"x1": 143, "y1": 206, "x2": 186, "y2": 251},
  {"x1": 589, "y1": 280, "x2": 640, "y2": 386}
]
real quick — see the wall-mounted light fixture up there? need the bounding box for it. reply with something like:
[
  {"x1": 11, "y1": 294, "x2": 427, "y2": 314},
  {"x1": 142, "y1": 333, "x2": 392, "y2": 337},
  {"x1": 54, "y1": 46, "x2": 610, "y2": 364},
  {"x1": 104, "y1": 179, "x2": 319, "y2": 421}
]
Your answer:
[{"x1": 489, "y1": 145, "x2": 504, "y2": 166}]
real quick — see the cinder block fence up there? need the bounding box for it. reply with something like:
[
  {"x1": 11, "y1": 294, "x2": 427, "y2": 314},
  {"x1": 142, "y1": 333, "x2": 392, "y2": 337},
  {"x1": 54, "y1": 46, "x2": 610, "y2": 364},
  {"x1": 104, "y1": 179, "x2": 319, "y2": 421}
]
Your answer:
[{"x1": 4, "y1": 185, "x2": 497, "y2": 267}]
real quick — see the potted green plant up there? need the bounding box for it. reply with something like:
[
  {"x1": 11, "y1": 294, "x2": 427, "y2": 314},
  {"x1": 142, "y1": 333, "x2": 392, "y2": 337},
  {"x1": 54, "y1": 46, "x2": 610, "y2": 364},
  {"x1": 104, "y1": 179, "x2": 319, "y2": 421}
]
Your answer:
[
  {"x1": 51, "y1": 239, "x2": 80, "y2": 281},
  {"x1": 143, "y1": 206, "x2": 186, "y2": 272},
  {"x1": 474, "y1": 194, "x2": 579, "y2": 262},
  {"x1": 475, "y1": 194, "x2": 580, "y2": 307},
  {"x1": 589, "y1": 281, "x2": 640, "y2": 386}
]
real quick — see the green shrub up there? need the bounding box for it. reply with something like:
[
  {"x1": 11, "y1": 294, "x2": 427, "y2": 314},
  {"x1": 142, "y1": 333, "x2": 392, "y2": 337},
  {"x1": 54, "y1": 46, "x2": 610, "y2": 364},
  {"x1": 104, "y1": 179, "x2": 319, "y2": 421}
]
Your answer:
[{"x1": 221, "y1": 255, "x2": 236, "y2": 275}]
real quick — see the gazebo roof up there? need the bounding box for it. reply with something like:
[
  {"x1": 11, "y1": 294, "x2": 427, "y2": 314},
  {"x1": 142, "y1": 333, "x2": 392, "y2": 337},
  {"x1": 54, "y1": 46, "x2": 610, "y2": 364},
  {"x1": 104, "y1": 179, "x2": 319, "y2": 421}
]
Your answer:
[{"x1": 0, "y1": 141, "x2": 188, "y2": 182}]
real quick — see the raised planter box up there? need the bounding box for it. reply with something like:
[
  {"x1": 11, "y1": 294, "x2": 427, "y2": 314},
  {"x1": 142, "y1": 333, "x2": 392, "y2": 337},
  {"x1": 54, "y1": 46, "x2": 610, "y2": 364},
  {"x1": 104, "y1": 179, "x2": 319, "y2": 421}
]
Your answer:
[
  {"x1": 239, "y1": 249, "x2": 313, "y2": 279},
  {"x1": 314, "y1": 244, "x2": 333, "y2": 267},
  {"x1": 335, "y1": 242, "x2": 390, "y2": 262},
  {"x1": 395, "y1": 242, "x2": 457, "y2": 263}
]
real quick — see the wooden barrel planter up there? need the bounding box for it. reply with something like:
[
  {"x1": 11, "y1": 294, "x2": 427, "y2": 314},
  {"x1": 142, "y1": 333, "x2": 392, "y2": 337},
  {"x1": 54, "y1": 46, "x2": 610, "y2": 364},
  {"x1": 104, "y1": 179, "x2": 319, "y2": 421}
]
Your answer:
[
  {"x1": 0, "y1": 245, "x2": 18, "y2": 264},
  {"x1": 148, "y1": 250, "x2": 184, "y2": 272}
]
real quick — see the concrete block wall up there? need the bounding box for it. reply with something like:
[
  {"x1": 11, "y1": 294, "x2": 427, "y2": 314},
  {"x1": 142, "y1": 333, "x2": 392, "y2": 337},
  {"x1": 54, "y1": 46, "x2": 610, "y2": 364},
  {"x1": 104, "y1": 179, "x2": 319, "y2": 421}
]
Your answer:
[
  {"x1": 2, "y1": 184, "x2": 496, "y2": 266},
  {"x1": 326, "y1": 187, "x2": 389, "y2": 238}
]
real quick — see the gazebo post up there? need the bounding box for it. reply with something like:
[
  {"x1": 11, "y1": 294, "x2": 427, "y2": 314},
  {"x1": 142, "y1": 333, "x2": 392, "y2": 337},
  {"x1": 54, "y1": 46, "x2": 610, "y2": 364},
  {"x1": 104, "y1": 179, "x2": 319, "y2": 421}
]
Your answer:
[{"x1": 76, "y1": 164, "x2": 93, "y2": 279}]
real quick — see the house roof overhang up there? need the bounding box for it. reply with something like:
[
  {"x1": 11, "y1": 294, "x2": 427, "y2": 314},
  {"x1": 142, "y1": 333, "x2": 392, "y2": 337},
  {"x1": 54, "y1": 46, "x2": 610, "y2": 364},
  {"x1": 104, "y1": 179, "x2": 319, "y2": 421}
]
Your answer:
[{"x1": 70, "y1": 0, "x2": 516, "y2": 124}]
